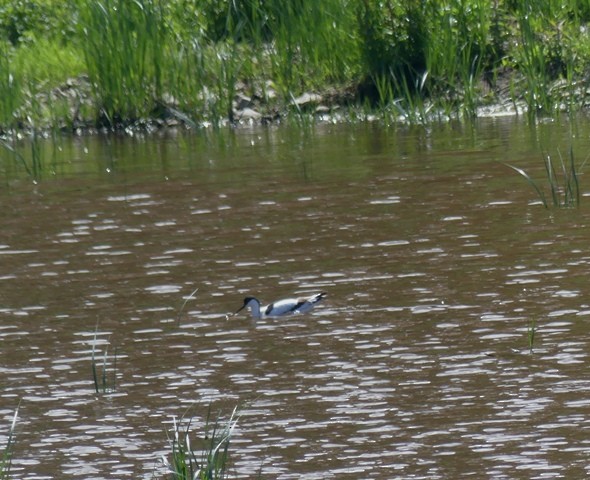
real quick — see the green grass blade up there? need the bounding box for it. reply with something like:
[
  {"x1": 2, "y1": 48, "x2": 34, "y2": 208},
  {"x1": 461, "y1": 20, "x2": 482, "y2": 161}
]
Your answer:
[
  {"x1": 543, "y1": 154, "x2": 556, "y2": 206},
  {"x1": 1, "y1": 403, "x2": 19, "y2": 479},
  {"x1": 177, "y1": 287, "x2": 199, "y2": 325},
  {"x1": 502, "y1": 162, "x2": 548, "y2": 208},
  {"x1": 102, "y1": 346, "x2": 109, "y2": 393},
  {"x1": 112, "y1": 346, "x2": 118, "y2": 392},
  {"x1": 527, "y1": 318, "x2": 537, "y2": 353},
  {"x1": 567, "y1": 146, "x2": 580, "y2": 207},
  {"x1": 91, "y1": 325, "x2": 100, "y2": 394},
  {"x1": 91, "y1": 323, "x2": 116, "y2": 394}
]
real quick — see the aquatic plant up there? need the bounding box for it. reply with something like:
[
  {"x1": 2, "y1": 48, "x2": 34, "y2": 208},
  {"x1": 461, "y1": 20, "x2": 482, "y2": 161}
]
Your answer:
[
  {"x1": 0, "y1": 128, "x2": 46, "y2": 182},
  {"x1": 0, "y1": 138, "x2": 28, "y2": 176},
  {"x1": 177, "y1": 287, "x2": 199, "y2": 325},
  {"x1": 504, "y1": 147, "x2": 582, "y2": 208},
  {"x1": 527, "y1": 318, "x2": 537, "y2": 353},
  {"x1": 544, "y1": 148, "x2": 581, "y2": 208},
  {"x1": 91, "y1": 325, "x2": 118, "y2": 394},
  {"x1": 0, "y1": 403, "x2": 19, "y2": 480},
  {"x1": 161, "y1": 405, "x2": 240, "y2": 480},
  {"x1": 390, "y1": 70, "x2": 430, "y2": 124},
  {"x1": 28, "y1": 128, "x2": 42, "y2": 181}
]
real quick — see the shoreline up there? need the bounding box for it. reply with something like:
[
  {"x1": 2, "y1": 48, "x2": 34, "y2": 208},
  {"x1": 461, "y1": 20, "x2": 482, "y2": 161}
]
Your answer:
[
  {"x1": 0, "y1": 72, "x2": 557, "y2": 141},
  {"x1": 3, "y1": 2, "x2": 590, "y2": 138}
]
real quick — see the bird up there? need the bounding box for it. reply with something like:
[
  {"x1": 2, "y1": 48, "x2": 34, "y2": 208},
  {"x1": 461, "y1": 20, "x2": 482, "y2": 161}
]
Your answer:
[{"x1": 233, "y1": 292, "x2": 327, "y2": 319}]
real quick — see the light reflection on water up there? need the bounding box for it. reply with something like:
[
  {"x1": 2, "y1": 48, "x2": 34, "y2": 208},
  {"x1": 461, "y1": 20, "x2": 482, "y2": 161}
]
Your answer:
[{"x1": 3, "y1": 119, "x2": 590, "y2": 478}]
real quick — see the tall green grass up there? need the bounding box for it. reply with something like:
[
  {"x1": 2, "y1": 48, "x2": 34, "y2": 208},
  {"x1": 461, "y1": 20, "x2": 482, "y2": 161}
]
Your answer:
[
  {"x1": 0, "y1": 41, "x2": 21, "y2": 127},
  {"x1": 267, "y1": 0, "x2": 358, "y2": 97},
  {"x1": 1, "y1": 404, "x2": 19, "y2": 480},
  {"x1": 79, "y1": 0, "x2": 168, "y2": 124},
  {"x1": 161, "y1": 405, "x2": 240, "y2": 480},
  {"x1": 357, "y1": 0, "x2": 493, "y2": 121},
  {"x1": 425, "y1": 0, "x2": 490, "y2": 118},
  {"x1": 373, "y1": 70, "x2": 430, "y2": 124},
  {"x1": 0, "y1": 35, "x2": 84, "y2": 131},
  {"x1": 514, "y1": 2, "x2": 553, "y2": 118}
]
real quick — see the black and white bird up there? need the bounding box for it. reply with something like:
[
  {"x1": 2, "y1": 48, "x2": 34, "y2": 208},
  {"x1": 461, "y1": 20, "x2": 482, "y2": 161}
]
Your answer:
[{"x1": 233, "y1": 292, "x2": 327, "y2": 319}]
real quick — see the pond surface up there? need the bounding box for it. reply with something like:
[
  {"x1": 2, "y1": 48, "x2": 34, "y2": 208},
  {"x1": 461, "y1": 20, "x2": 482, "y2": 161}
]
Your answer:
[{"x1": 2, "y1": 117, "x2": 590, "y2": 479}]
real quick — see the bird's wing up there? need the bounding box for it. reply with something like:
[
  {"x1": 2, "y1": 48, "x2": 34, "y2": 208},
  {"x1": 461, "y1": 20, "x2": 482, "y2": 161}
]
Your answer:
[{"x1": 265, "y1": 298, "x2": 301, "y2": 316}]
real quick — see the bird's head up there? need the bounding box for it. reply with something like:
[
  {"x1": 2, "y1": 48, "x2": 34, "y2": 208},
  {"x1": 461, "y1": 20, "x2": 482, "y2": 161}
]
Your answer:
[{"x1": 234, "y1": 296, "x2": 258, "y2": 314}]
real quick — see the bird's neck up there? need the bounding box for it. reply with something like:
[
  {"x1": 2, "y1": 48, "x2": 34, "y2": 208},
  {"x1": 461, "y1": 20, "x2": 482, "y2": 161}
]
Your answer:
[{"x1": 249, "y1": 301, "x2": 262, "y2": 318}]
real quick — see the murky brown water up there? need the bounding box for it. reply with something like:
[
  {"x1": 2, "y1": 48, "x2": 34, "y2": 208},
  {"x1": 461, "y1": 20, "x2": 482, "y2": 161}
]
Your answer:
[{"x1": 3, "y1": 117, "x2": 590, "y2": 479}]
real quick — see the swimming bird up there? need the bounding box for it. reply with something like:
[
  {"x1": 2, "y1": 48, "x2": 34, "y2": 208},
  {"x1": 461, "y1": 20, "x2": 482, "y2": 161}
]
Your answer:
[{"x1": 233, "y1": 292, "x2": 327, "y2": 319}]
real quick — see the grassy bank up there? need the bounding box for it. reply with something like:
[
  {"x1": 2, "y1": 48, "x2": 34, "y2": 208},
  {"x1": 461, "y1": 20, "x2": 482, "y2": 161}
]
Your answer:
[{"x1": 2, "y1": 0, "x2": 590, "y2": 132}]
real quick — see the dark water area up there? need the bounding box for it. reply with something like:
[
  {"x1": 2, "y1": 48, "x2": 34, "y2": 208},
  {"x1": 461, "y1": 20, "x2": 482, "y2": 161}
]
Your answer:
[{"x1": 2, "y1": 117, "x2": 590, "y2": 478}]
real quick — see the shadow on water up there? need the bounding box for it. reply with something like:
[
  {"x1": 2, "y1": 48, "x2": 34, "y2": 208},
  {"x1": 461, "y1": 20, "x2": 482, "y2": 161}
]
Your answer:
[{"x1": 3, "y1": 117, "x2": 590, "y2": 478}]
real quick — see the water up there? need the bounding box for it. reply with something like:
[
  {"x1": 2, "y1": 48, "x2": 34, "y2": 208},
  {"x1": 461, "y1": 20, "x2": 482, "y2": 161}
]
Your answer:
[{"x1": 2, "y1": 117, "x2": 590, "y2": 478}]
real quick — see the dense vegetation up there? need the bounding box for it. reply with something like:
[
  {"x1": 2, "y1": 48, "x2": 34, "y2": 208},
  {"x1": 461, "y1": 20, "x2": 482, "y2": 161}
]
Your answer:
[{"x1": 2, "y1": 0, "x2": 590, "y2": 132}]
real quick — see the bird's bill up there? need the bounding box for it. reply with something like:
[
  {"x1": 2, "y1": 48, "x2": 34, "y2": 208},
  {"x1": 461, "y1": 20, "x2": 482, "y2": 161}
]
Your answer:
[{"x1": 234, "y1": 303, "x2": 246, "y2": 314}]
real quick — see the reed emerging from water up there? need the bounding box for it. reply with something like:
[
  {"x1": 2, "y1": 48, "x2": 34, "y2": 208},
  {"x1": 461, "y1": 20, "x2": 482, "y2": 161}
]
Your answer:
[
  {"x1": 505, "y1": 146, "x2": 583, "y2": 209},
  {"x1": 91, "y1": 325, "x2": 118, "y2": 394},
  {"x1": 161, "y1": 405, "x2": 240, "y2": 480},
  {"x1": 0, "y1": 404, "x2": 19, "y2": 480},
  {"x1": 176, "y1": 287, "x2": 199, "y2": 326},
  {"x1": 527, "y1": 318, "x2": 537, "y2": 354}
]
